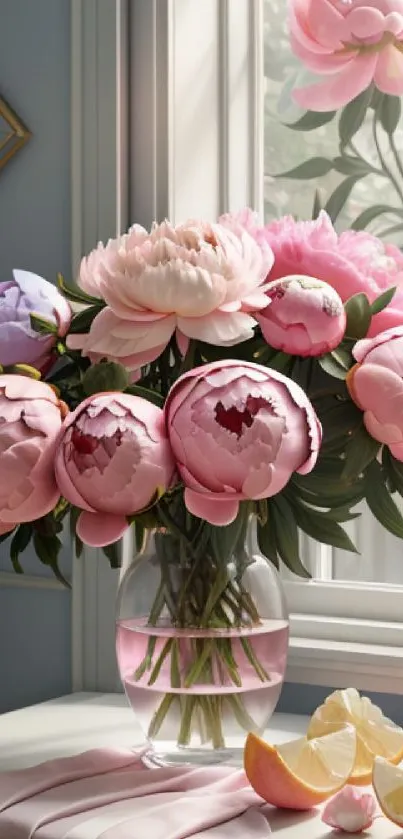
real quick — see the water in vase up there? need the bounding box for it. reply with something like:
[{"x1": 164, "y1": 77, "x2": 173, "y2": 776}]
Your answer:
[{"x1": 116, "y1": 617, "x2": 289, "y2": 764}]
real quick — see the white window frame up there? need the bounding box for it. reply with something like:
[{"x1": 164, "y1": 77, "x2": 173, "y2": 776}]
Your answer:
[{"x1": 70, "y1": 0, "x2": 403, "y2": 697}]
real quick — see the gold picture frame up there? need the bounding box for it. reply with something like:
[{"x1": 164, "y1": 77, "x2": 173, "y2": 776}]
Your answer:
[{"x1": 0, "y1": 96, "x2": 31, "y2": 172}]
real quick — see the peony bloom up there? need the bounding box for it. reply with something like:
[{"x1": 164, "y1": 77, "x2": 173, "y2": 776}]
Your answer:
[
  {"x1": 290, "y1": 0, "x2": 403, "y2": 111},
  {"x1": 0, "y1": 270, "x2": 71, "y2": 372},
  {"x1": 258, "y1": 211, "x2": 403, "y2": 338},
  {"x1": 0, "y1": 376, "x2": 65, "y2": 535},
  {"x1": 256, "y1": 275, "x2": 346, "y2": 356},
  {"x1": 54, "y1": 392, "x2": 176, "y2": 547},
  {"x1": 164, "y1": 359, "x2": 321, "y2": 526},
  {"x1": 322, "y1": 786, "x2": 377, "y2": 833},
  {"x1": 66, "y1": 220, "x2": 274, "y2": 378},
  {"x1": 348, "y1": 325, "x2": 403, "y2": 460}
]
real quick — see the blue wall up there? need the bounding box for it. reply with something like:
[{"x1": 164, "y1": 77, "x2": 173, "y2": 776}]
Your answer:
[{"x1": 0, "y1": 0, "x2": 72, "y2": 712}]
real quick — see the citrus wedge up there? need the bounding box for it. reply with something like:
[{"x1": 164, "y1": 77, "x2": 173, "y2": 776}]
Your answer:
[
  {"x1": 244, "y1": 726, "x2": 356, "y2": 810},
  {"x1": 308, "y1": 688, "x2": 403, "y2": 785},
  {"x1": 373, "y1": 757, "x2": 403, "y2": 826}
]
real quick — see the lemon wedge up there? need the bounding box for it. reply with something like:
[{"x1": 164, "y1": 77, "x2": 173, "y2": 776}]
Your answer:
[{"x1": 308, "y1": 688, "x2": 403, "y2": 785}]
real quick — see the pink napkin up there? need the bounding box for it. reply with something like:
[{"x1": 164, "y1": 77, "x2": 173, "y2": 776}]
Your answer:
[{"x1": 0, "y1": 747, "x2": 271, "y2": 839}]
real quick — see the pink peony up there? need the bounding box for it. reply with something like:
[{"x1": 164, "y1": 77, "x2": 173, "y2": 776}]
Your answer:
[
  {"x1": 348, "y1": 325, "x2": 403, "y2": 460},
  {"x1": 322, "y1": 786, "x2": 377, "y2": 833},
  {"x1": 66, "y1": 220, "x2": 274, "y2": 378},
  {"x1": 54, "y1": 392, "x2": 176, "y2": 547},
  {"x1": 289, "y1": 0, "x2": 403, "y2": 111},
  {"x1": 259, "y1": 211, "x2": 403, "y2": 338},
  {"x1": 164, "y1": 359, "x2": 321, "y2": 526},
  {"x1": 0, "y1": 376, "x2": 65, "y2": 534},
  {"x1": 256, "y1": 274, "x2": 346, "y2": 356}
]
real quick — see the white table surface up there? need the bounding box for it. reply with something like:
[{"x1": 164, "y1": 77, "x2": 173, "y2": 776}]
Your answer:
[{"x1": 0, "y1": 692, "x2": 399, "y2": 838}]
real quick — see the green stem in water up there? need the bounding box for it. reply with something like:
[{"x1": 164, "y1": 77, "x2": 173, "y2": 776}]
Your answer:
[{"x1": 148, "y1": 694, "x2": 176, "y2": 739}]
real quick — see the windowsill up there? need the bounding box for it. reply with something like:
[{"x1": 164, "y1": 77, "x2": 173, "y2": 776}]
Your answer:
[
  {"x1": 288, "y1": 634, "x2": 403, "y2": 693},
  {"x1": 0, "y1": 692, "x2": 396, "y2": 838}
]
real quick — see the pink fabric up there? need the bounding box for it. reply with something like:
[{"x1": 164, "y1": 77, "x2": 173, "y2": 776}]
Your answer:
[{"x1": 0, "y1": 748, "x2": 271, "y2": 839}]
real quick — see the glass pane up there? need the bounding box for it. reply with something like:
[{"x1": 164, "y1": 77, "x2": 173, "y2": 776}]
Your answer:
[
  {"x1": 263, "y1": 2, "x2": 403, "y2": 586},
  {"x1": 263, "y1": 2, "x2": 403, "y2": 239}
]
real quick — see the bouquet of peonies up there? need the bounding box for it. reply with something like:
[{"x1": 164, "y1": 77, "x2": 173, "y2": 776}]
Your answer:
[{"x1": 2, "y1": 212, "x2": 403, "y2": 576}]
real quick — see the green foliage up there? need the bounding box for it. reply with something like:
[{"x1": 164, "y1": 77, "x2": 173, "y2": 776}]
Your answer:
[
  {"x1": 82, "y1": 361, "x2": 130, "y2": 396},
  {"x1": 285, "y1": 110, "x2": 336, "y2": 131},
  {"x1": 344, "y1": 293, "x2": 372, "y2": 340},
  {"x1": 30, "y1": 313, "x2": 58, "y2": 335},
  {"x1": 274, "y1": 157, "x2": 334, "y2": 179},
  {"x1": 68, "y1": 304, "x2": 105, "y2": 334},
  {"x1": 338, "y1": 86, "x2": 374, "y2": 148}
]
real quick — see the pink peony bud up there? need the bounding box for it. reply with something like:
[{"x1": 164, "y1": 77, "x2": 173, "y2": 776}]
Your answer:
[
  {"x1": 348, "y1": 325, "x2": 403, "y2": 461},
  {"x1": 0, "y1": 376, "x2": 65, "y2": 533},
  {"x1": 54, "y1": 392, "x2": 176, "y2": 547},
  {"x1": 256, "y1": 275, "x2": 346, "y2": 357},
  {"x1": 164, "y1": 359, "x2": 321, "y2": 526},
  {"x1": 322, "y1": 786, "x2": 377, "y2": 833}
]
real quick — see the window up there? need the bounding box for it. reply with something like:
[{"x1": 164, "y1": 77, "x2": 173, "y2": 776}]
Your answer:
[{"x1": 73, "y1": 0, "x2": 403, "y2": 697}]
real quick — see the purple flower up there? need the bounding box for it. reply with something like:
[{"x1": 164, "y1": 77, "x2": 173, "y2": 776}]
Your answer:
[{"x1": 0, "y1": 270, "x2": 71, "y2": 372}]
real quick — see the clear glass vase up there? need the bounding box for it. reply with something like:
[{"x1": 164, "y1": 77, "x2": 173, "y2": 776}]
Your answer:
[{"x1": 116, "y1": 520, "x2": 289, "y2": 767}]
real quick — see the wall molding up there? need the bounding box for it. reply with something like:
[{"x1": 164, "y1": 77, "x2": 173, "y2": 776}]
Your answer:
[
  {"x1": 0, "y1": 571, "x2": 64, "y2": 591},
  {"x1": 70, "y1": 0, "x2": 129, "y2": 692}
]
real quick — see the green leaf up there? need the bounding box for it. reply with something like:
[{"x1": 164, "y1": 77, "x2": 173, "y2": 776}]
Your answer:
[
  {"x1": 125, "y1": 385, "x2": 165, "y2": 408},
  {"x1": 290, "y1": 500, "x2": 359, "y2": 553},
  {"x1": 9, "y1": 524, "x2": 32, "y2": 573},
  {"x1": 332, "y1": 156, "x2": 373, "y2": 176},
  {"x1": 257, "y1": 519, "x2": 279, "y2": 568},
  {"x1": 30, "y1": 313, "x2": 58, "y2": 335},
  {"x1": 68, "y1": 304, "x2": 105, "y2": 334},
  {"x1": 366, "y1": 461, "x2": 403, "y2": 539},
  {"x1": 338, "y1": 86, "x2": 374, "y2": 147},
  {"x1": 33, "y1": 532, "x2": 70, "y2": 587},
  {"x1": 379, "y1": 95, "x2": 401, "y2": 135},
  {"x1": 371, "y1": 287, "x2": 397, "y2": 315},
  {"x1": 211, "y1": 505, "x2": 249, "y2": 565},
  {"x1": 317, "y1": 401, "x2": 362, "y2": 444},
  {"x1": 351, "y1": 205, "x2": 403, "y2": 231},
  {"x1": 342, "y1": 426, "x2": 380, "y2": 481},
  {"x1": 271, "y1": 496, "x2": 311, "y2": 578},
  {"x1": 82, "y1": 361, "x2": 130, "y2": 396},
  {"x1": 57, "y1": 273, "x2": 100, "y2": 305},
  {"x1": 274, "y1": 157, "x2": 333, "y2": 180},
  {"x1": 344, "y1": 293, "x2": 372, "y2": 340},
  {"x1": 319, "y1": 354, "x2": 347, "y2": 380},
  {"x1": 69, "y1": 507, "x2": 84, "y2": 558},
  {"x1": 324, "y1": 176, "x2": 361, "y2": 223},
  {"x1": 383, "y1": 448, "x2": 403, "y2": 496},
  {"x1": 4, "y1": 363, "x2": 41, "y2": 380},
  {"x1": 266, "y1": 351, "x2": 293, "y2": 373},
  {"x1": 324, "y1": 506, "x2": 361, "y2": 523},
  {"x1": 285, "y1": 110, "x2": 336, "y2": 132},
  {"x1": 102, "y1": 542, "x2": 121, "y2": 568}
]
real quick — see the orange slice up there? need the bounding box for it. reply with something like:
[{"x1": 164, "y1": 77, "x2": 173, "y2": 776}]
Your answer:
[
  {"x1": 244, "y1": 727, "x2": 356, "y2": 810},
  {"x1": 308, "y1": 688, "x2": 403, "y2": 785}
]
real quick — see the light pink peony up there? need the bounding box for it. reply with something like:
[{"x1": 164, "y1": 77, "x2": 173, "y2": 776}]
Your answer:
[
  {"x1": 322, "y1": 786, "x2": 377, "y2": 833},
  {"x1": 290, "y1": 0, "x2": 403, "y2": 111},
  {"x1": 258, "y1": 211, "x2": 403, "y2": 338},
  {"x1": 0, "y1": 375, "x2": 65, "y2": 534},
  {"x1": 348, "y1": 325, "x2": 403, "y2": 460},
  {"x1": 257, "y1": 274, "x2": 346, "y2": 356},
  {"x1": 164, "y1": 359, "x2": 321, "y2": 526},
  {"x1": 54, "y1": 392, "x2": 176, "y2": 547},
  {"x1": 66, "y1": 220, "x2": 274, "y2": 378}
]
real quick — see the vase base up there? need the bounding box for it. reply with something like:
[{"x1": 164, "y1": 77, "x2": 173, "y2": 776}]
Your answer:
[{"x1": 142, "y1": 745, "x2": 244, "y2": 768}]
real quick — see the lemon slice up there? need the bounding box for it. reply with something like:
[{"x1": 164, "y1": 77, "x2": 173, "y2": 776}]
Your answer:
[
  {"x1": 308, "y1": 688, "x2": 403, "y2": 785},
  {"x1": 244, "y1": 726, "x2": 356, "y2": 810},
  {"x1": 373, "y1": 757, "x2": 403, "y2": 826}
]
